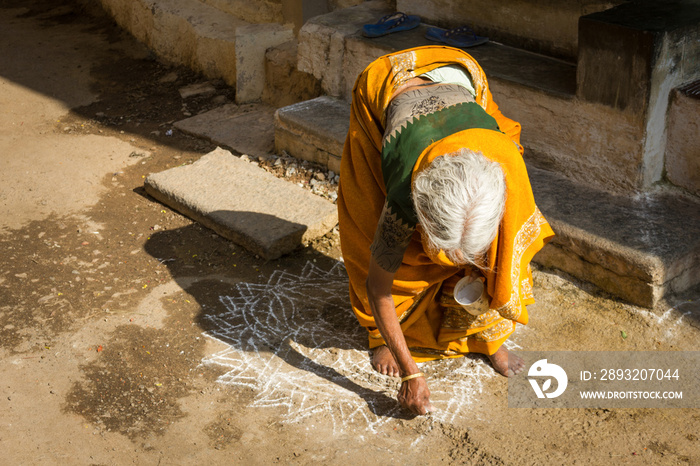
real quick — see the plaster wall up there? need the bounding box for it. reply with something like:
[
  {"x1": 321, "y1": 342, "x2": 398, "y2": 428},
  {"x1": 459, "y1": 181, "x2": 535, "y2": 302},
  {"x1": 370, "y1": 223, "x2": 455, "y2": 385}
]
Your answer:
[{"x1": 491, "y1": 81, "x2": 646, "y2": 193}]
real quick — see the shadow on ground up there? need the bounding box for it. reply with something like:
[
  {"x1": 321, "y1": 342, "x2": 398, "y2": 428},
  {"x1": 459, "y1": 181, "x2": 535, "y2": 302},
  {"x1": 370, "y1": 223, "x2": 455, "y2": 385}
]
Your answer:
[{"x1": 144, "y1": 223, "x2": 415, "y2": 420}]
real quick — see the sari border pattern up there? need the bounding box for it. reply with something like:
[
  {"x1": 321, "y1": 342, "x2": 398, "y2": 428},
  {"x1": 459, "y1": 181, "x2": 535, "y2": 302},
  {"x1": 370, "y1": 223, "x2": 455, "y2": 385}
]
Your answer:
[
  {"x1": 389, "y1": 50, "x2": 418, "y2": 93},
  {"x1": 493, "y1": 207, "x2": 549, "y2": 321},
  {"x1": 456, "y1": 57, "x2": 489, "y2": 109}
]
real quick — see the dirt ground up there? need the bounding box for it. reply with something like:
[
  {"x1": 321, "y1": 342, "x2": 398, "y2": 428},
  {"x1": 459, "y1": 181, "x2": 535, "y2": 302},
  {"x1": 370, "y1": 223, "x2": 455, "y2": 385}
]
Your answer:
[{"x1": 1, "y1": 1, "x2": 699, "y2": 464}]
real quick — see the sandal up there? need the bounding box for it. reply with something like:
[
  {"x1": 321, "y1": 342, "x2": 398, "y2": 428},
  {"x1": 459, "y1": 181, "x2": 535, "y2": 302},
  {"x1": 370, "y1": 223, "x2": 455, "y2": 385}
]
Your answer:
[
  {"x1": 425, "y1": 25, "x2": 489, "y2": 48},
  {"x1": 362, "y1": 12, "x2": 421, "y2": 38}
]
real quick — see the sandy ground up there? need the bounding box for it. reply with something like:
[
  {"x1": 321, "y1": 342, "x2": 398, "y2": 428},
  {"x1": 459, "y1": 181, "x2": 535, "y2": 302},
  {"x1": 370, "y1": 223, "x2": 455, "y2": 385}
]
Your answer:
[{"x1": 1, "y1": 1, "x2": 699, "y2": 464}]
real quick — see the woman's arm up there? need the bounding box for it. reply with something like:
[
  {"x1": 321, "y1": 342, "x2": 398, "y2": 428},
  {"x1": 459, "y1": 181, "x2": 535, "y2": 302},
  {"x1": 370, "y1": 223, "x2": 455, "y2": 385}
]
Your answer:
[{"x1": 366, "y1": 255, "x2": 435, "y2": 415}]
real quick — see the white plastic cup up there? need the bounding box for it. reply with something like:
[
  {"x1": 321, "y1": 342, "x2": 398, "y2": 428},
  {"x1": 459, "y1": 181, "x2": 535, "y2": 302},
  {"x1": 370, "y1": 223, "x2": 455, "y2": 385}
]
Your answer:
[{"x1": 453, "y1": 276, "x2": 489, "y2": 316}]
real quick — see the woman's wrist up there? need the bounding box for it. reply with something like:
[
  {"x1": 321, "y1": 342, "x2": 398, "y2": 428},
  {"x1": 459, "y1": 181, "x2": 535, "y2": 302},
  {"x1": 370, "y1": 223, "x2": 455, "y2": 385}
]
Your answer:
[{"x1": 400, "y1": 372, "x2": 424, "y2": 383}]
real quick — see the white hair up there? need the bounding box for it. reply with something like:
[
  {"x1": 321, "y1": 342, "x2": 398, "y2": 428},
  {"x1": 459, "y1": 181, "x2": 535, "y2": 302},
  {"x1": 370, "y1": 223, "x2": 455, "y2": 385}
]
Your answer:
[{"x1": 412, "y1": 149, "x2": 506, "y2": 267}]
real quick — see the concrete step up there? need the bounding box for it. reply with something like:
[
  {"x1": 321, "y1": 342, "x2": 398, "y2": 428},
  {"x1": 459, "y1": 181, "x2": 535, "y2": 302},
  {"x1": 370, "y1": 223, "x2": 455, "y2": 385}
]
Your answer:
[
  {"x1": 96, "y1": 0, "x2": 293, "y2": 103},
  {"x1": 274, "y1": 96, "x2": 350, "y2": 174},
  {"x1": 530, "y1": 168, "x2": 700, "y2": 308},
  {"x1": 396, "y1": 0, "x2": 625, "y2": 61},
  {"x1": 144, "y1": 147, "x2": 338, "y2": 260},
  {"x1": 262, "y1": 40, "x2": 323, "y2": 108},
  {"x1": 273, "y1": 95, "x2": 700, "y2": 308},
  {"x1": 296, "y1": 1, "x2": 700, "y2": 196},
  {"x1": 298, "y1": 1, "x2": 576, "y2": 102}
]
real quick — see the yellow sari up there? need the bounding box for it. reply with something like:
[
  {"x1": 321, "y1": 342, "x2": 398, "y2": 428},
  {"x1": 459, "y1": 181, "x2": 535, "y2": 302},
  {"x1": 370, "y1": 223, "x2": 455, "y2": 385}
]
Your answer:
[{"x1": 337, "y1": 46, "x2": 554, "y2": 361}]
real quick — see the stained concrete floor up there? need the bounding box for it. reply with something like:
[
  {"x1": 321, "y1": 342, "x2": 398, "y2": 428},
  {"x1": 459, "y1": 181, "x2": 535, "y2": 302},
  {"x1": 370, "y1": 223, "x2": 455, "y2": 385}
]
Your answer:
[{"x1": 1, "y1": 1, "x2": 699, "y2": 464}]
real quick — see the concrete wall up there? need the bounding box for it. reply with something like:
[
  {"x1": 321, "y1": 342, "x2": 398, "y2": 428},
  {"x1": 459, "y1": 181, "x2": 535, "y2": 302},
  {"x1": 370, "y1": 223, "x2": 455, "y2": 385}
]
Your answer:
[
  {"x1": 397, "y1": 0, "x2": 623, "y2": 60},
  {"x1": 578, "y1": 1, "x2": 700, "y2": 191}
]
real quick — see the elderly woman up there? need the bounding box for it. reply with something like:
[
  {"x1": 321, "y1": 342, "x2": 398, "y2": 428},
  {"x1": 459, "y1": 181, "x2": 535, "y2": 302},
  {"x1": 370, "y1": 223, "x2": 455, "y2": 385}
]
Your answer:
[{"x1": 337, "y1": 46, "x2": 554, "y2": 415}]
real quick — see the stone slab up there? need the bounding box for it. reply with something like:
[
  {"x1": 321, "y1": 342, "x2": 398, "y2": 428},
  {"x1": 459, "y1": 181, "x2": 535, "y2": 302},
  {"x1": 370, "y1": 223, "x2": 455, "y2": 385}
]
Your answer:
[
  {"x1": 174, "y1": 103, "x2": 276, "y2": 157},
  {"x1": 297, "y1": 0, "x2": 392, "y2": 98},
  {"x1": 144, "y1": 147, "x2": 338, "y2": 260},
  {"x1": 274, "y1": 96, "x2": 350, "y2": 173},
  {"x1": 530, "y1": 167, "x2": 700, "y2": 308}
]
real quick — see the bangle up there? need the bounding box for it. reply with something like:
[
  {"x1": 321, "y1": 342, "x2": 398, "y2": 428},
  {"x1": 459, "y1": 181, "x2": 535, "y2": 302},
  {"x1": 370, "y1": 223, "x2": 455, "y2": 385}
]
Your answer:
[{"x1": 400, "y1": 372, "x2": 424, "y2": 383}]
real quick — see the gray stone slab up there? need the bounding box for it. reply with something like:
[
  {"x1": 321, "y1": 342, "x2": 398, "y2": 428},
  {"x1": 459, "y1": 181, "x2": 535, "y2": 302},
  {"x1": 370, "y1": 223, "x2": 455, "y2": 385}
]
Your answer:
[
  {"x1": 530, "y1": 167, "x2": 700, "y2": 308},
  {"x1": 174, "y1": 104, "x2": 276, "y2": 157},
  {"x1": 274, "y1": 96, "x2": 349, "y2": 172},
  {"x1": 144, "y1": 147, "x2": 338, "y2": 260}
]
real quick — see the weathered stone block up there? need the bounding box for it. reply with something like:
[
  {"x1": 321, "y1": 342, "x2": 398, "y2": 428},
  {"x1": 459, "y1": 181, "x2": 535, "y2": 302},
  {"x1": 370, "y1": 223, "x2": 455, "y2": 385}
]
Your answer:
[
  {"x1": 530, "y1": 166, "x2": 700, "y2": 308},
  {"x1": 174, "y1": 103, "x2": 276, "y2": 157},
  {"x1": 297, "y1": 0, "x2": 391, "y2": 97},
  {"x1": 96, "y1": 0, "x2": 244, "y2": 86},
  {"x1": 274, "y1": 96, "x2": 350, "y2": 172},
  {"x1": 144, "y1": 148, "x2": 338, "y2": 260},
  {"x1": 200, "y1": 0, "x2": 284, "y2": 23},
  {"x1": 577, "y1": 0, "x2": 700, "y2": 187}
]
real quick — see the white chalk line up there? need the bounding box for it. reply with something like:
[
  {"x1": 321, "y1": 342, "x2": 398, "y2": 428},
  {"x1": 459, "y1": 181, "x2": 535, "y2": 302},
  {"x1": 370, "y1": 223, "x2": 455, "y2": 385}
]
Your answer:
[
  {"x1": 634, "y1": 298, "x2": 699, "y2": 339},
  {"x1": 201, "y1": 262, "x2": 496, "y2": 435}
]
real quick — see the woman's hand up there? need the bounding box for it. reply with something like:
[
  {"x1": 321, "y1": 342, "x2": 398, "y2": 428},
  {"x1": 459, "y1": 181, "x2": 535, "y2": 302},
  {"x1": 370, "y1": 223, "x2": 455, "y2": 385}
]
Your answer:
[{"x1": 398, "y1": 376, "x2": 435, "y2": 415}]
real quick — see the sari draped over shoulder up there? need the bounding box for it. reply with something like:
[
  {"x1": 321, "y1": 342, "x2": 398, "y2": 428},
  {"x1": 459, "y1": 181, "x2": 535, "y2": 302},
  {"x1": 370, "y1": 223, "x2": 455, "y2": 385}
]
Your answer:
[{"x1": 337, "y1": 46, "x2": 554, "y2": 361}]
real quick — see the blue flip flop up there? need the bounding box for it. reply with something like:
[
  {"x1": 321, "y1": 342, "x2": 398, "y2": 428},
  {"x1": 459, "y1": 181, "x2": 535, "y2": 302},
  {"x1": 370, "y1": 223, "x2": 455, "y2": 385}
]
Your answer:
[
  {"x1": 425, "y1": 25, "x2": 489, "y2": 48},
  {"x1": 362, "y1": 12, "x2": 421, "y2": 38}
]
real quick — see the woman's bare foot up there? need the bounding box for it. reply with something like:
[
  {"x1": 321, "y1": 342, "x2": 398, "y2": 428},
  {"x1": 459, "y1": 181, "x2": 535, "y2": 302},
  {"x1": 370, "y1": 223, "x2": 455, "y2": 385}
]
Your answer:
[
  {"x1": 487, "y1": 346, "x2": 525, "y2": 377},
  {"x1": 371, "y1": 345, "x2": 400, "y2": 377}
]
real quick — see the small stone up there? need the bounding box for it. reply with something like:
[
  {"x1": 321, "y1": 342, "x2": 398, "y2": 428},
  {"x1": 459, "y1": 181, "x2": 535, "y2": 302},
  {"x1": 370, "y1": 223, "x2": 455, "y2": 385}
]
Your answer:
[
  {"x1": 159, "y1": 71, "x2": 179, "y2": 83},
  {"x1": 211, "y1": 95, "x2": 228, "y2": 105},
  {"x1": 240, "y1": 154, "x2": 250, "y2": 162},
  {"x1": 178, "y1": 82, "x2": 216, "y2": 99},
  {"x1": 286, "y1": 167, "x2": 296, "y2": 177},
  {"x1": 314, "y1": 172, "x2": 326, "y2": 181}
]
